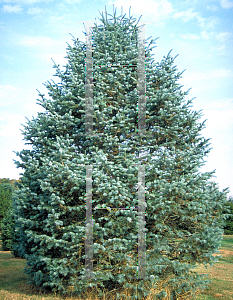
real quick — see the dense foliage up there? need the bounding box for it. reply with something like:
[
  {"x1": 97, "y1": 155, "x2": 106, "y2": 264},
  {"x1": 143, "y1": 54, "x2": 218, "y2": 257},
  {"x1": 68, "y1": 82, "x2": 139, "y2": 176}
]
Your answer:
[
  {"x1": 0, "y1": 179, "x2": 22, "y2": 254},
  {"x1": 12, "y1": 7, "x2": 229, "y2": 300},
  {"x1": 223, "y1": 198, "x2": 233, "y2": 235},
  {"x1": 1, "y1": 206, "x2": 13, "y2": 251},
  {"x1": 0, "y1": 178, "x2": 14, "y2": 223}
]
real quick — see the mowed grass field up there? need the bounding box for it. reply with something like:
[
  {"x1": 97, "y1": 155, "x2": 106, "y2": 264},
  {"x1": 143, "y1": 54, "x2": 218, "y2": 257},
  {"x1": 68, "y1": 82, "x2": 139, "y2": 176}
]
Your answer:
[{"x1": 0, "y1": 234, "x2": 232, "y2": 300}]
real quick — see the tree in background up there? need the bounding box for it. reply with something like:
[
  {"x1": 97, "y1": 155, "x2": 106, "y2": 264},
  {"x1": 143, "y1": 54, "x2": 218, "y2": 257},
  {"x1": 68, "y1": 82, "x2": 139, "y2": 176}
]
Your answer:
[
  {"x1": 1, "y1": 206, "x2": 14, "y2": 251},
  {"x1": 0, "y1": 178, "x2": 22, "y2": 254},
  {"x1": 223, "y1": 196, "x2": 233, "y2": 235},
  {"x1": 0, "y1": 178, "x2": 15, "y2": 224},
  {"x1": 12, "y1": 6, "x2": 229, "y2": 300}
]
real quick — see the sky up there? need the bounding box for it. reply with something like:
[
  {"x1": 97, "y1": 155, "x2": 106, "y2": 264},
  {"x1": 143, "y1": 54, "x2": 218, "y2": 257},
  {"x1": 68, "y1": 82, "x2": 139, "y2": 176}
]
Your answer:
[{"x1": 0, "y1": 0, "x2": 232, "y2": 198}]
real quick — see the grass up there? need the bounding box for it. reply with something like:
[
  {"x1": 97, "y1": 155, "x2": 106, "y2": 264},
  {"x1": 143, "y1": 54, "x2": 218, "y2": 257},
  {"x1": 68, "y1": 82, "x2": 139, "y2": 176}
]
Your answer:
[
  {"x1": 0, "y1": 234, "x2": 232, "y2": 300},
  {"x1": 192, "y1": 235, "x2": 233, "y2": 300}
]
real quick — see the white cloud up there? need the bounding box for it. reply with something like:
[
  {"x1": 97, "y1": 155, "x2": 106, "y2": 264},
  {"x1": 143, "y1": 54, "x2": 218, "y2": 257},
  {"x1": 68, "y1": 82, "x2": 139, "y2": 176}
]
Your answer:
[
  {"x1": 106, "y1": 0, "x2": 173, "y2": 22},
  {"x1": 206, "y1": 5, "x2": 219, "y2": 11},
  {"x1": 12, "y1": 33, "x2": 69, "y2": 66},
  {"x1": 0, "y1": 85, "x2": 45, "y2": 113},
  {"x1": 211, "y1": 44, "x2": 226, "y2": 55},
  {"x1": 197, "y1": 98, "x2": 233, "y2": 195},
  {"x1": 179, "y1": 69, "x2": 232, "y2": 95},
  {"x1": 2, "y1": 4, "x2": 22, "y2": 13},
  {"x1": 65, "y1": 0, "x2": 83, "y2": 3},
  {"x1": 216, "y1": 31, "x2": 233, "y2": 42},
  {"x1": 23, "y1": 100, "x2": 46, "y2": 119},
  {"x1": 201, "y1": 100, "x2": 233, "y2": 137},
  {"x1": 220, "y1": 0, "x2": 233, "y2": 9},
  {"x1": 205, "y1": 100, "x2": 233, "y2": 116},
  {"x1": 1, "y1": 0, "x2": 50, "y2": 3},
  {"x1": 180, "y1": 34, "x2": 200, "y2": 40},
  {"x1": 0, "y1": 85, "x2": 45, "y2": 142},
  {"x1": 206, "y1": 98, "x2": 233, "y2": 110},
  {"x1": 173, "y1": 9, "x2": 198, "y2": 22},
  {"x1": 0, "y1": 114, "x2": 26, "y2": 138},
  {"x1": 17, "y1": 35, "x2": 60, "y2": 47},
  {"x1": 204, "y1": 110, "x2": 233, "y2": 133},
  {"x1": 205, "y1": 69, "x2": 232, "y2": 79},
  {"x1": 27, "y1": 6, "x2": 42, "y2": 14},
  {"x1": 201, "y1": 31, "x2": 215, "y2": 39},
  {"x1": 38, "y1": 53, "x2": 68, "y2": 66},
  {"x1": 184, "y1": 69, "x2": 232, "y2": 82},
  {"x1": 173, "y1": 9, "x2": 218, "y2": 30},
  {"x1": 0, "y1": 85, "x2": 23, "y2": 106}
]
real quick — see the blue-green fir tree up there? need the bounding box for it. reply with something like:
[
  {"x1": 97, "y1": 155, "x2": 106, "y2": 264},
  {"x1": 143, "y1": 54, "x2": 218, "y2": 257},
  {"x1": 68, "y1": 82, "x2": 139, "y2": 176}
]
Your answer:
[{"x1": 12, "y1": 6, "x2": 229, "y2": 300}]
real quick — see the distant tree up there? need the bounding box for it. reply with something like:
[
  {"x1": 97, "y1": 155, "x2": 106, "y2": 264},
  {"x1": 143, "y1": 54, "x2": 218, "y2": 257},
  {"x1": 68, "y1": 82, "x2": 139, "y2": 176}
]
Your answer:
[
  {"x1": 228, "y1": 195, "x2": 233, "y2": 203},
  {"x1": 0, "y1": 178, "x2": 22, "y2": 252},
  {"x1": 12, "y1": 7, "x2": 229, "y2": 300},
  {"x1": 1, "y1": 206, "x2": 14, "y2": 251},
  {"x1": 0, "y1": 178, "x2": 18, "y2": 188},
  {"x1": 0, "y1": 179, "x2": 14, "y2": 224},
  {"x1": 0, "y1": 204, "x2": 23, "y2": 257},
  {"x1": 223, "y1": 197, "x2": 233, "y2": 235},
  {"x1": 0, "y1": 178, "x2": 11, "y2": 184}
]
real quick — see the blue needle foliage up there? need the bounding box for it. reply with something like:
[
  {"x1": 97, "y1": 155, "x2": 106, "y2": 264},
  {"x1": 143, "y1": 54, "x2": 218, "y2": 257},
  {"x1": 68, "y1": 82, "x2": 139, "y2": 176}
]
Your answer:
[{"x1": 11, "y1": 6, "x2": 229, "y2": 300}]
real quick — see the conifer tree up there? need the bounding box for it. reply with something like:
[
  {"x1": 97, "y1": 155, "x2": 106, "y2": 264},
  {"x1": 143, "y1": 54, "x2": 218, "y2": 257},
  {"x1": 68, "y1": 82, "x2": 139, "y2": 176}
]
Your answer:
[
  {"x1": 1, "y1": 206, "x2": 14, "y2": 251},
  {"x1": 12, "y1": 6, "x2": 229, "y2": 299},
  {"x1": 0, "y1": 179, "x2": 14, "y2": 223},
  {"x1": 223, "y1": 198, "x2": 233, "y2": 235}
]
